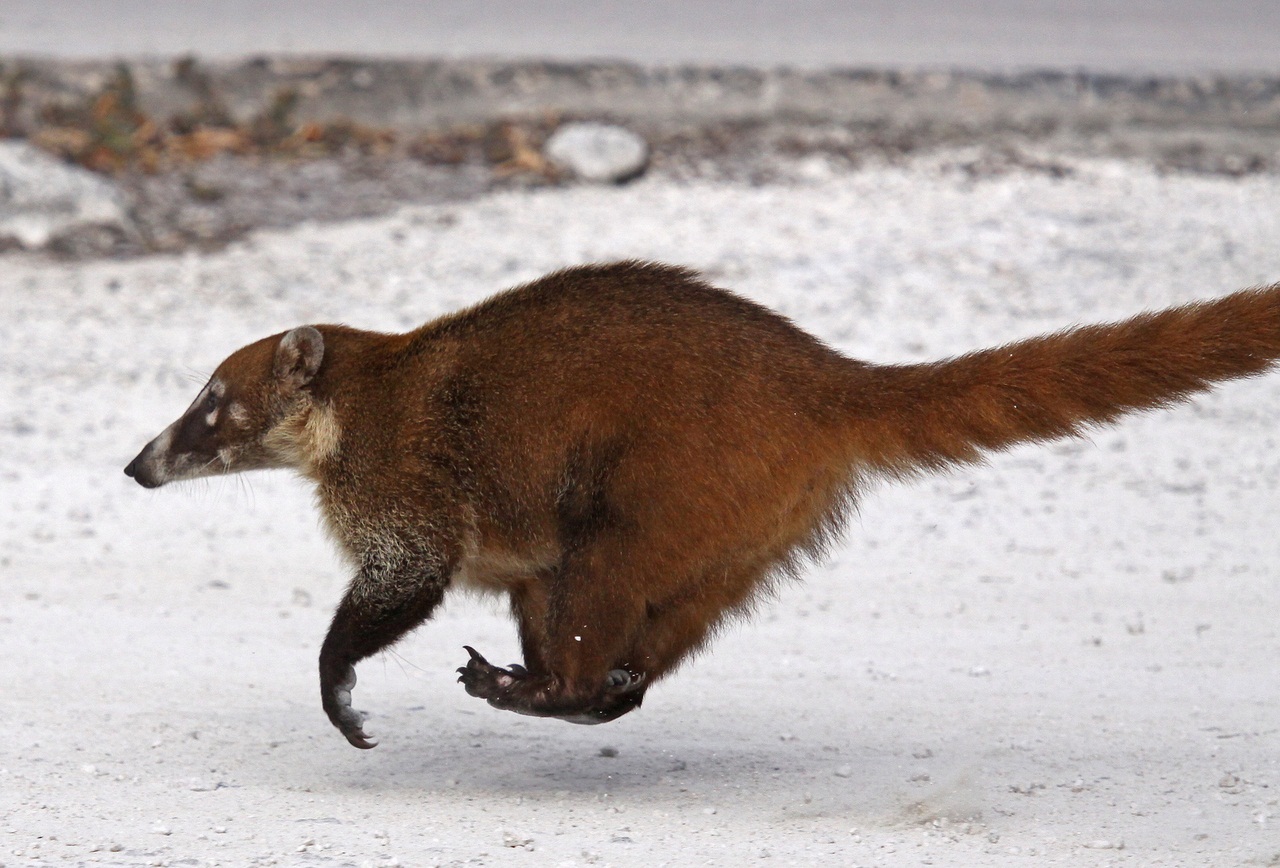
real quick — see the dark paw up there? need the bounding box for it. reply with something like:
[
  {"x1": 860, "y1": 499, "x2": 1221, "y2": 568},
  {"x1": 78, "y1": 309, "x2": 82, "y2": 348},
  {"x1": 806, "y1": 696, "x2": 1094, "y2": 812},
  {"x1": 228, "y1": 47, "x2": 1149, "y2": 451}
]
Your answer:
[
  {"x1": 456, "y1": 648, "x2": 648, "y2": 723},
  {"x1": 321, "y1": 663, "x2": 378, "y2": 749},
  {"x1": 560, "y1": 671, "x2": 648, "y2": 724},
  {"x1": 456, "y1": 645, "x2": 525, "y2": 700},
  {"x1": 563, "y1": 688, "x2": 646, "y2": 725},
  {"x1": 604, "y1": 668, "x2": 647, "y2": 695}
]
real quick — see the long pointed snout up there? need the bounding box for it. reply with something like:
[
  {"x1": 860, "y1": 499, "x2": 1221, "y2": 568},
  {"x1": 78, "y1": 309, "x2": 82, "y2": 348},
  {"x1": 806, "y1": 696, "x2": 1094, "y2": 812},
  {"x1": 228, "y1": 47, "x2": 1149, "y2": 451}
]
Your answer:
[
  {"x1": 124, "y1": 427, "x2": 176, "y2": 489},
  {"x1": 124, "y1": 443, "x2": 164, "y2": 488}
]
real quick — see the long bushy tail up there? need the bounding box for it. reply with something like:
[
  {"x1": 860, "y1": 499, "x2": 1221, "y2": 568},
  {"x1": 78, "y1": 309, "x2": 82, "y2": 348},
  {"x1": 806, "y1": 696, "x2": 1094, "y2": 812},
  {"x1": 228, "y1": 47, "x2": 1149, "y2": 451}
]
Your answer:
[{"x1": 847, "y1": 284, "x2": 1280, "y2": 476}]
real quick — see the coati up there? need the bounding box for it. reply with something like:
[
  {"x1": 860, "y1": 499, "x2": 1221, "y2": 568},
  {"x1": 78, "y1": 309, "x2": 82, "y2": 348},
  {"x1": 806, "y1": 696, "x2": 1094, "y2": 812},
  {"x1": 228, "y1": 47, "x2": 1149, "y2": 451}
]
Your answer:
[{"x1": 125, "y1": 261, "x2": 1280, "y2": 749}]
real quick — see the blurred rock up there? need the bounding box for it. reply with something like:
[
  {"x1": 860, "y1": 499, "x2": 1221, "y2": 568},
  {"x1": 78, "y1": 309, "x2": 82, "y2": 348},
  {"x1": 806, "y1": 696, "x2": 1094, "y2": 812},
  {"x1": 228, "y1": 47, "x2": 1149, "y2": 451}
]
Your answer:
[
  {"x1": 544, "y1": 122, "x2": 649, "y2": 183},
  {"x1": 0, "y1": 140, "x2": 131, "y2": 249}
]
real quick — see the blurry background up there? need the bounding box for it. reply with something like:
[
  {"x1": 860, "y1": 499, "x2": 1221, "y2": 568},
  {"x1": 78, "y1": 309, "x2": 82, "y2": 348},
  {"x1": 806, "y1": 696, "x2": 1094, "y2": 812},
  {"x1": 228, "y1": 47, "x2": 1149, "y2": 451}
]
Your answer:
[
  {"x1": 4, "y1": 0, "x2": 1279, "y2": 72},
  {"x1": 3, "y1": 0, "x2": 1280, "y2": 258}
]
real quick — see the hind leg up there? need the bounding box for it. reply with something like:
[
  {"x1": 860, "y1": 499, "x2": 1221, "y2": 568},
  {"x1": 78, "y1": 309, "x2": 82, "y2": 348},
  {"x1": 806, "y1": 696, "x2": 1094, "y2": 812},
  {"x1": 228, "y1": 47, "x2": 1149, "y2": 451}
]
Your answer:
[
  {"x1": 463, "y1": 565, "x2": 769, "y2": 722},
  {"x1": 457, "y1": 645, "x2": 647, "y2": 723},
  {"x1": 503, "y1": 581, "x2": 550, "y2": 678},
  {"x1": 460, "y1": 560, "x2": 771, "y2": 722},
  {"x1": 458, "y1": 544, "x2": 651, "y2": 722},
  {"x1": 623, "y1": 563, "x2": 772, "y2": 683}
]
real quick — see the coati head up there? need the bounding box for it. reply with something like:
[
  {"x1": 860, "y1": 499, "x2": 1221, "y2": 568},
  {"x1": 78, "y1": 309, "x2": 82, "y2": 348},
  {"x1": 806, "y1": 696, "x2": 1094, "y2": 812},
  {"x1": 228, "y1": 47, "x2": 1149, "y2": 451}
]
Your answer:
[{"x1": 124, "y1": 326, "x2": 331, "y2": 488}]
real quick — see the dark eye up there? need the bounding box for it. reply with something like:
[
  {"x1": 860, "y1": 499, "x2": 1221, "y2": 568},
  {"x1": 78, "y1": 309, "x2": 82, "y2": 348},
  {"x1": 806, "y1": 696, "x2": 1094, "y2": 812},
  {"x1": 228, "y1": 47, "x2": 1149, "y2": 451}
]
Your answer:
[{"x1": 204, "y1": 391, "x2": 218, "y2": 413}]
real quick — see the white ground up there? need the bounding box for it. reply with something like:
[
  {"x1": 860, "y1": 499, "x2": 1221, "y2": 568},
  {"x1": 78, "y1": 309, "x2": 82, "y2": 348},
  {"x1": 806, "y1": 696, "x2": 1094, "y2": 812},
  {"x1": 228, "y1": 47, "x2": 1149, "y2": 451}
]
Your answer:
[{"x1": 3, "y1": 157, "x2": 1280, "y2": 866}]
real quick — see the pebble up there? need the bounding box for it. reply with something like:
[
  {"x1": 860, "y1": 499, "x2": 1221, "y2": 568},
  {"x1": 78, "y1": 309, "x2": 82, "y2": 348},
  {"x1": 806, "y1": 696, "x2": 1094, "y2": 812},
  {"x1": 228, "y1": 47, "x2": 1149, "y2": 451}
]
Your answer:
[
  {"x1": 502, "y1": 830, "x2": 534, "y2": 850},
  {"x1": 543, "y1": 122, "x2": 649, "y2": 183},
  {"x1": 1083, "y1": 839, "x2": 1124, "y2": 850}
]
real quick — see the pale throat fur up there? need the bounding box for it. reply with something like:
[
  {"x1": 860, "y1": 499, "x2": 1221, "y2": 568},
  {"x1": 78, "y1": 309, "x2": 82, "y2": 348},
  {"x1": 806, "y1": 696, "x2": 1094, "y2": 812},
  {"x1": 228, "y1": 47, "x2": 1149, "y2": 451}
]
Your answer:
[{"x1": 264, "y1": 399, "x2": 343, "y2": 477}]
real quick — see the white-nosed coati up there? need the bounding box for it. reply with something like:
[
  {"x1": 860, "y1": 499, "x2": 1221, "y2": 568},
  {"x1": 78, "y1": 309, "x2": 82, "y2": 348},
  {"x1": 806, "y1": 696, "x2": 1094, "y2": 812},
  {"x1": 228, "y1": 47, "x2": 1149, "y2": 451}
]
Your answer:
[{"x1": 125, "y1": 261, "x2": 1280, "y2": 749}]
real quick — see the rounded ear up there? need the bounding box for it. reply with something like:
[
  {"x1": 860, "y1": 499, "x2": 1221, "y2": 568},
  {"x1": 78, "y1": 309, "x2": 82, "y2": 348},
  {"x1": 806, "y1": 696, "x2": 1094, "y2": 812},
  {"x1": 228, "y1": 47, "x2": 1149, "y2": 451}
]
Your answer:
[{"x1": 274, "y1": 326, "x2": 325, "y2": 388}]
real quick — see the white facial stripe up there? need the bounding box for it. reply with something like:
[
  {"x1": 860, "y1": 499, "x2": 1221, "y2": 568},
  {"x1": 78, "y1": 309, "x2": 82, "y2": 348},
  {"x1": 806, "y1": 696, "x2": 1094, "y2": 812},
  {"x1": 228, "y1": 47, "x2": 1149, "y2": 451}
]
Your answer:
[
  {"x1": 188, "y1": 384, "x2": 211, "y2": 413},
  {"x1": 190, "y1": 378, "x2": 226, "y2": 427}
]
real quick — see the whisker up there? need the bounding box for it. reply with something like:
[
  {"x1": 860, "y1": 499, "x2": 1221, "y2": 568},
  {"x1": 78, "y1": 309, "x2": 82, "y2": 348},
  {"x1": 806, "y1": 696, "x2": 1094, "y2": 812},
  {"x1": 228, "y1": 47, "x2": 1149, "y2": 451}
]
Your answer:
[
  {"x1": 181, "y1": 366, "x2": 211, "y2": 385},
  {"x1": 386, "y1": 648, "x2": 429, "y2": 675},
  {"x1": 195, "y1": 454, "x2": 224, "y2": 474}
]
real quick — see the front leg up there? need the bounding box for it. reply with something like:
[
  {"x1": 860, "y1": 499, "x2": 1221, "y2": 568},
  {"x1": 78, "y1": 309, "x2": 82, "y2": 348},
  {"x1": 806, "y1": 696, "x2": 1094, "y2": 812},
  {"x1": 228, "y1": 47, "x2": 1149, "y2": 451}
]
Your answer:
[{"x1": 319, "y1": 547, "x2": 451, "y2": 749}]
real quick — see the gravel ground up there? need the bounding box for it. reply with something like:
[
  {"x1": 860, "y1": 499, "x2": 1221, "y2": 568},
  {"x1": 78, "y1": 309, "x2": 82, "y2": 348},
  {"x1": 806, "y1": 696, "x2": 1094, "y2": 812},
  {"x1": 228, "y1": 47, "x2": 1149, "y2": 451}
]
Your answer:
[
  {"x1": 7, "y1": 57, "x2": 1280, "y2": 258},
  {"x1": 3, "y1": 156, "x2": 1280, "y2": 866}
]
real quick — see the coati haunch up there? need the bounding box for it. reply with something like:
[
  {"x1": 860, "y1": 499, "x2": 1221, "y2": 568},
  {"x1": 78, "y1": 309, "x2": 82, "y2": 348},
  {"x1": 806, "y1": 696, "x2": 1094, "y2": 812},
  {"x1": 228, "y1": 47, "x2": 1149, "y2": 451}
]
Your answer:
[{"x1": 125, "y1": 261, "x2": 1280, "y2": 749}]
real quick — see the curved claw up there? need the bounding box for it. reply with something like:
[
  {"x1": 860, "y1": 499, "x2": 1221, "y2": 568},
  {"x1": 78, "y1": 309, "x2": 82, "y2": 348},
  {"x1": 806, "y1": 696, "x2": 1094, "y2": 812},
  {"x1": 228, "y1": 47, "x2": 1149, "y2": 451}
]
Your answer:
[
  {"x1": 456, "y1": 645, "x2": 526, "y2": 698},
  {"x1": 604, "y1": 669, "x2": 647, "y2": 695},
  {"x1": 333, "y1": 698, "x2": 378, "y2": 750},
  {"x1": 344, "y1": 727, "x2": 379, "y2": 750}
]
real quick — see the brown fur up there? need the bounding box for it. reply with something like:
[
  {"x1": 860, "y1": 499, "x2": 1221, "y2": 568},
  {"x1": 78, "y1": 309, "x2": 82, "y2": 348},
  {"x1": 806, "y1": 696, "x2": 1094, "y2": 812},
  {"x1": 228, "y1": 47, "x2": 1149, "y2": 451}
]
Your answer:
[{"x1": 125, "y1": 261, "x2": 1280, "y2": 748}]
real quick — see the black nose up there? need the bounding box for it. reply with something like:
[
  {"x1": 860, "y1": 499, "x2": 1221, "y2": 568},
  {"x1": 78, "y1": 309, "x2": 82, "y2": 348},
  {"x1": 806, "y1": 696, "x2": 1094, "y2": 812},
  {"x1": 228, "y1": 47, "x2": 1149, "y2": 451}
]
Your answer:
[{"x1": 124, "y1": 458, "x2": 137, "y2": 478}]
